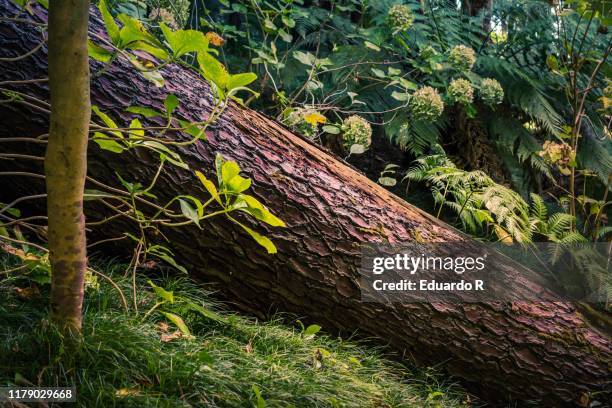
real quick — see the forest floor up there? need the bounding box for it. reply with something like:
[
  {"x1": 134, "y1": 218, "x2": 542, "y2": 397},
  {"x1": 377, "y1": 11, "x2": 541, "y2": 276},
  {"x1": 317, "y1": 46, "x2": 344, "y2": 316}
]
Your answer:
[{"x1": 0, "y1": 258, "x2": 470, "y2": 407}]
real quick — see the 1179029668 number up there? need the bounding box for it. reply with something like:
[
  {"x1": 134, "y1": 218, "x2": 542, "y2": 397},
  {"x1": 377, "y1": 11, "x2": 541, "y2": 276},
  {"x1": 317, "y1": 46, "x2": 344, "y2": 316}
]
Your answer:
[{"x1": 0, "y1": 387, "x2": 76, "y2": 402}]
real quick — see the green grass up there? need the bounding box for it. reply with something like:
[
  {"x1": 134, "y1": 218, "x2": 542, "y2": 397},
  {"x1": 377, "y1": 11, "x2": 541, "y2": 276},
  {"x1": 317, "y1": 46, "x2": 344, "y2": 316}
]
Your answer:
[{"x1": 0, "y1": 259, "x2": 468, "y2": 407}]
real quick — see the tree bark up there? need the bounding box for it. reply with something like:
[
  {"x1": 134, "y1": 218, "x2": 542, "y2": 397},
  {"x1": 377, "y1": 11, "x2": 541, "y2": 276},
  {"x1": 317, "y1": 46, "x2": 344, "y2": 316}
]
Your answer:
[
  {"x1": 45, "y1": 0, "x2": 91, "y2": 333},
  {"x1": 0, "y1": 2, "x2": 610, "y2": 405}
]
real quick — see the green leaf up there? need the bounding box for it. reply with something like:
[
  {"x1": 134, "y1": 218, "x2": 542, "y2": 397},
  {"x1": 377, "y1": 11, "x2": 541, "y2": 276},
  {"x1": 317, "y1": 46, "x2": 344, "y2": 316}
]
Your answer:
[
  {"x1": 87, "y1": 40, "x2": 113, "y2": 62},
  {"x1": 197, "y1": 52, "x2": 229, "y2": 91},
  {"x1": 92, "y1": 105, "x2": 122, "y2": 137},
  {"x1": 364, "y1": 41, "x2": 380, "y2": 51},
  {"x1": 160, "y1": 311, "x2": 191, "y2": 335},
  {"x1": 160, "y1": 24, "x2": 209, "y2": 58},
  {"x1": 164, "y1": 94, "x2": 179, "y2": 116},
  {"x1": 278, "y1": 28, "x2": 292, "y2": 42},
  {"x1": 252, "y1": 385, "x2": 266, "y2": 408},
  {"x1": 128, "y1": 118, "x2": 144, "y2": 138},
  {"x1": 303, "y1": 324, "x2": 321, "y2": 337},
  {"x1": 322, "y1": 125, "x2": 340, "y2": 134},
  {"x1": 179, "y1": 198, "x2": 201, "y2": 227},
  {"x1": 126, "y1": 105, "x2": 163, "y2": 118},
  {"x1": 233, "y1": 220, "x2": 278, "y2": 254},
  {"x1": 148, "y1": 280, "x2": 174, "y2": 303},
  {"x1": 391, "y1": 91, "x2": 410, "y2": 102},
  {"x1": 93, "y1": 132, "x2": 124, "y2": 153},
  {"x1": 281, "y1": 16, "x2": 295, "y2": 28},
  {"x1": 293, "y1": 51, "x2": 315, "y2": 66},
  {"x1": 99, "y1": 0, "x2": 120, "y2": 45},
  {"x1": 227, "y1": 174, "x2": 252, "y2": 193},
  {"x1": 195, "y1": 171, "x2": 221, "y2": 204},
  {"x1": 221, "y1": 161, "x2": 241, "y2": 186},
  {"x1": 235, "y1": 194, "x2": 285, "y2": 227},
  {"x1": 227, "y1": 73, "x2": 257, "y2": 91},
  {"x1": 349, "y1": 144, "x2": 366, "y2": 155},
  {"x1": 129, "y1": 41, "x2": 168, "y2": 60},
  {"x1": 179, "y1": 120, "x2": 206, "y2": 140},
  {"x1": 371, "y1": 68, "x2": 386, "y2": 78},
  {"x1": 118, "y1": 14, "x2": 159, "y2": 47}
]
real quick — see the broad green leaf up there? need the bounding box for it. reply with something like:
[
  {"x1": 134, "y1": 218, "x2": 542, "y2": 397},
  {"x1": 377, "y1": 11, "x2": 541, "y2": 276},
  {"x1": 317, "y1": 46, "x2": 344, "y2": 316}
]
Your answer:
[
  {"x1": 227, "y1": 174, "x2": 252, "y2": 193},
  {"x1": 164, "y1": 94, "x2": 179, "y2": 116},
  {"x1": 148, "y1": 280, "x2": 174, "y2": 303},
  {"x1": 364, "y1": 41, "x2": 380, "y2": 51},
  {"x1": 128, "y1": 118, "x2": 144, "y2": 138},
  {"x1": 221, "y1": 161, "x2": 241, "y2": 186},
  {"x1": 126, "y1": 105, "x2": 163, "y2": 118},
  {"x1": 160, "y1": 24, "x2": 209, "y2": 57},
  {"x1": 371, "y1": 68, "x2": 386, "y2": 78},
  {"x1": 93, "y1": 132, "x2": 124, "y2": 153},
  {"x1": 179, "y1": 198, "x2": 200, "y2": 227},
  {"x1": 322, "y1": 125, "x2": 340, "y2": 134},
  {"x1": 179, "y1": 120, "x2": 206, "y2": 140},
  {"x1": 349, "y1": 144, "x2": 366, "y2": 155},
  {"x1": 92, "y1": 105, "x2": 122, "y2": 137},
  {"x1": 87, "y1": 40, "x2": 113, "y2": 62},
  {"x1": 227, "y1": 73, "x2": 257, "y2": 91},
  {"x1": 233, "y1": 219, "x2": 277, "y2": 254},
  {"x1": 391, "y1": 91, "x2": 410, "y2": 101},
  {"x1": 160, "y1": 311, "x2": 191, "y2": 335},
  {"x1": 99, "y1": 0, "x2": 120, "y2": 45},
  {"x1": 195, "y1": 171, "x2": 221, "y2": 204},
  {"x1": 236, "y1": 194, "x2": 285, "y2": 227},
  {"x1": 129, "y1": 41, "x2": 168, "y2": 60},
  {"x1": 118, "y1": 14, "x2": 159, "y2": 47},
  {"x1": 197, "y1": 52, "x2": 229, "y2": 91},
  {"x1": 304, "y1": 324, "x2": 321, "y2": 337},
  {"x1": 293, "y1": 51, "x2": 315, "y2": 66},
  {"x1": 278, "y1": 28, "x2": 292, "y2": 42},
  {"x1": 281, "y1": 15, "x2": 295, "y2": 27}
]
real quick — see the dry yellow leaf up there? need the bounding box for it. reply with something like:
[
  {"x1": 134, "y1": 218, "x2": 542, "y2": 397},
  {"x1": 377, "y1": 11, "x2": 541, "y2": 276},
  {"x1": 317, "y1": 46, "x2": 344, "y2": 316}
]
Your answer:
[{"x1": 303, "y1": 112, "x2": 326, "y2": 125}]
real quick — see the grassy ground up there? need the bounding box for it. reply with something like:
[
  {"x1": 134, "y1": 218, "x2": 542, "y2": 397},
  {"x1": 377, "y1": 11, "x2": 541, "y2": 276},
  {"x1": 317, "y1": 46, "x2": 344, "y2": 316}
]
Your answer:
[{"x1": 0, "y1": 258, "x2": 469, "y2": 407}]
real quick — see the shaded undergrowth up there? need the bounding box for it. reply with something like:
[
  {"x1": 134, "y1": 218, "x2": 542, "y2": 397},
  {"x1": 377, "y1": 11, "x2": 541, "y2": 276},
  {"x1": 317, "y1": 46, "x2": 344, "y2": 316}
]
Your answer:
[{"x1": 0, "y1": 258, "x2": 468, "y2": 407}]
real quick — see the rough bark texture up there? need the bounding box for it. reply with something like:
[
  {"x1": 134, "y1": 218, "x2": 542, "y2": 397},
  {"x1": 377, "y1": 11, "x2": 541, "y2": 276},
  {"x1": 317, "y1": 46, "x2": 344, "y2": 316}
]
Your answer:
[
  {"x1": 0, "y1": 2, "x2": 610, "y2": 405},
  {"x1": 45, "y1": 0, "x2": 91, "y2": 333}
]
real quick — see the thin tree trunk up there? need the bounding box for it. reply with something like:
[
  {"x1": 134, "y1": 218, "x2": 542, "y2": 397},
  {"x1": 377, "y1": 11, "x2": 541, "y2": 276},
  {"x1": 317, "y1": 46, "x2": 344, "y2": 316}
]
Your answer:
[
  {"x1": 0, "y1": 2, "x2": 610, "y2": 405},
  {"x1": 45, "y1": 0, "x2": 91, "y2": 333}
]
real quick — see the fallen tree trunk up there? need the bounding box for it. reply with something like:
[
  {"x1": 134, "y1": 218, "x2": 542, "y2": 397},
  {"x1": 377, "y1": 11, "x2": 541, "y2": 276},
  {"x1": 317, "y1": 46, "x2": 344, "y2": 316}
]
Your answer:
[{"x1": 0, "y1": 2, "x2": 610, "y2": 405}]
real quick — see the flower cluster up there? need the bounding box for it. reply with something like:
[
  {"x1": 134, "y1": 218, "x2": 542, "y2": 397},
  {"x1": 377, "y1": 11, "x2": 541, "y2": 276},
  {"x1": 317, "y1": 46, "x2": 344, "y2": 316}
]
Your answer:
[
  {"x1": 410, "y1": 86, "x2": 444, "y2": 121},
  {"x1": 539, "y1": 140, "x2": 575, "y2": 175},
  {"x1": 388, "y1": 4, "x2": 414, "y2": 33},
  {"x1": 283, "y1": 108, "x2": 325, "y2": 139},
  {"x1": 342, "y1": 115, "x2": 372, "y2": 151},
  {"x1": 449, "y1": 45, "x2": 476, "y2": 71},
  {"x1": 149, "y1": 8, "x2": 178, "y2": 29},
  {"x1": 447, "y1": 79, "x2": 474, "y2": 105},
  {"x1": 480, "y1": 78, "x2": 504, "y2": 106}
]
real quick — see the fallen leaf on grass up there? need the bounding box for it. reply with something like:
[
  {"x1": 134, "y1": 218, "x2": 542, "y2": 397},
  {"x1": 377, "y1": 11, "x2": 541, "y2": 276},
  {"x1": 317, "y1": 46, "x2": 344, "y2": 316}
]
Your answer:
[{"x1": 161, "y1": 330, "x2": 182, "y2": 343}]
